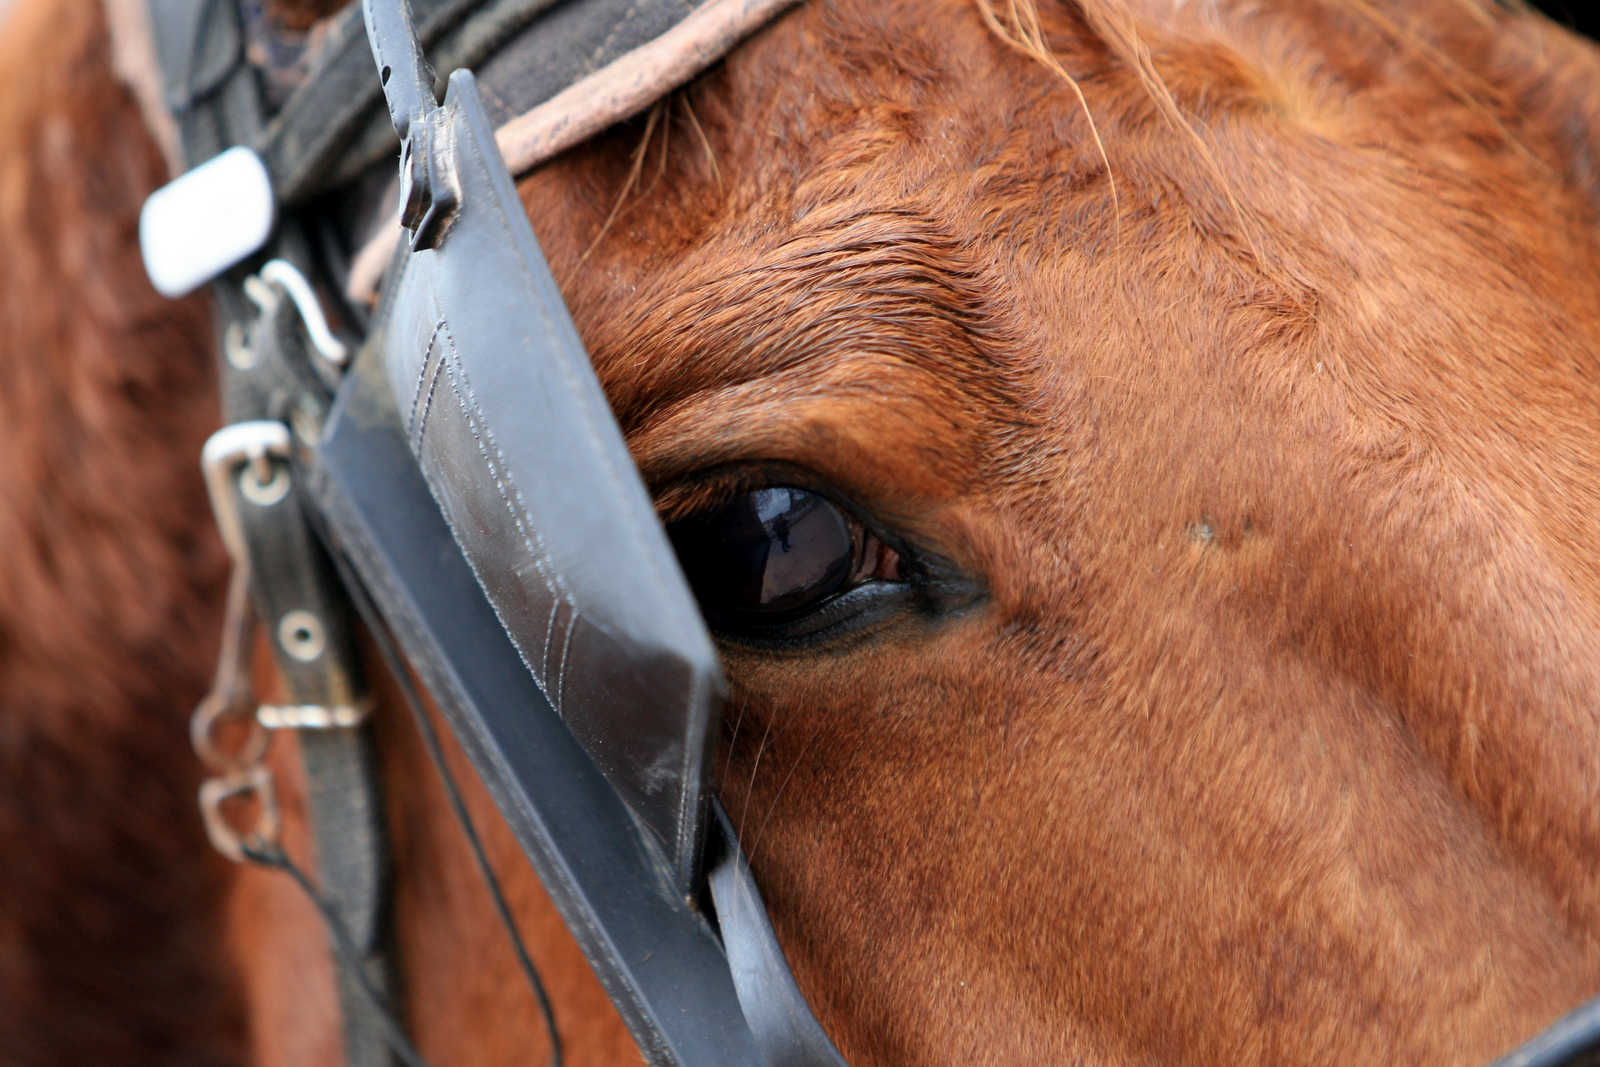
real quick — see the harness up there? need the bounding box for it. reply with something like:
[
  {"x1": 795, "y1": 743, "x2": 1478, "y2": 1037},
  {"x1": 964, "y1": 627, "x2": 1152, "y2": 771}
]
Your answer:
[
  {"x1": 122, "y1": 0, "x2": 1600, "y2": 1063},
  {"x1": 132, "y1": 0, "x2": 841, "y2": 1062}
]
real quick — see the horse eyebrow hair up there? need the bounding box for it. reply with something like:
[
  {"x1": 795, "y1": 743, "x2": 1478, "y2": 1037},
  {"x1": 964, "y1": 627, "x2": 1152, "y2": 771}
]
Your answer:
[{"x1": 594, "y1": 206, "x2": 1023, "y2": 429}]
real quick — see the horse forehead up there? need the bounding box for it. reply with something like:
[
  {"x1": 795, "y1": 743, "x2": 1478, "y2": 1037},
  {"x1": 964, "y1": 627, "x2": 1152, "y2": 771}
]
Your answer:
[
  {"x1": 517, "y1": 0, "x2": 1600, "y2": 474},
  {"x1": 520, "y1": 0, "x2": 1569, "y2": 308}
]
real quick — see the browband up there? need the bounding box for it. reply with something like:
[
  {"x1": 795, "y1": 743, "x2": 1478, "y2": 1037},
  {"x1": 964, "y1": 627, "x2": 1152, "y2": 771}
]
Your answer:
[{"x1": 107, "y1": 0, "x2": 794, "y2": 291}]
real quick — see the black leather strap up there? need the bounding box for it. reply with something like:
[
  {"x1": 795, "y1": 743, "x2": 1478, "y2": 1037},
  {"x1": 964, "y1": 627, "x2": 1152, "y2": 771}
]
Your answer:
[
  {"x1": 226, "y1": 286, "x2": 400, "y2": 1067},
  {"x1": 1494, "y1": 997, "x2": 1600, "y2": 1067},
  {"x1": 258, "y1": 0, "x2": 487, "y2": 206},
  {"x1": 258, "y1": 0, "x2": 703, "y2": 207},
  {"x1": 142, "y1": 2, "x2": 404, "y2": 1056},
  {"x1": 306, "y1": 343, "x2": 771, "y2": 1066},
  {"x1": 362, "y1": 56, "x2": 723, "y2": 892},
  {"x1": 149, "y1": 0, "x2": 263, "y2": 163}
]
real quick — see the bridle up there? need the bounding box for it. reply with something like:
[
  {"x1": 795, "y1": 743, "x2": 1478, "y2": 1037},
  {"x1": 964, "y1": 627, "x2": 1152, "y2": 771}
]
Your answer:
[
  {"x1": 137, "y1": 0, "x2": 838, "y2": 1061},
  {"x1": 123, "y1": 0, "x2": 1600, "y2": 1062}
]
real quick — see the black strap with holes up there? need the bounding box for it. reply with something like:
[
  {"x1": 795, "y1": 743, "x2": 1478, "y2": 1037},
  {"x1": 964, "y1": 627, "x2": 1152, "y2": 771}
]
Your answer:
[
  {"x1": 219, "y1": 287, "x2": 401, "y2": 1067},
  {"x1": 145, "y1": 2, "x2": 401, "y2": 1060}
]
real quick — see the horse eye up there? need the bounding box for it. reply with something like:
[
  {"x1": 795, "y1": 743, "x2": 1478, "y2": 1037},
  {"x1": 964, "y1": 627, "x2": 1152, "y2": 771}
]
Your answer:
[{"x1": 667, "y1": 486, "x2": 894, "y2": 631}]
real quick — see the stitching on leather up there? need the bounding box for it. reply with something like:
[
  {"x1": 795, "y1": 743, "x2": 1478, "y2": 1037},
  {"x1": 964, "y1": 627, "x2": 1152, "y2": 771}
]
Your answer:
[
  {"x1": 459, "y1": 107, "x2": 696, "y2": 871},
  {"x1": 435, "y1": 320, "x2": 577, "y2": 709},
  {"x1": 555, "y1": 606, "x2": 579, "y2": 721},
  {"x1": 414, "y1": 357, "x2": 443, "y2": 452},
  {"x1": 410, "y1": 324, "x2": 448, "y2": 453},
  {"x1": 406, "y1": 320, "x2": 446, "y2": 439},
  {"x1": 440, "y1": 330, "x2": 573, "y2": 615},
  {"x1": 440, "y1": 343, "x2": 573, "y2": 609}
]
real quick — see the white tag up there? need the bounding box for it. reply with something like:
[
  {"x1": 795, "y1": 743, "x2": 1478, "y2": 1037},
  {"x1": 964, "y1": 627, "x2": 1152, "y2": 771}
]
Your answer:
[{"x1": 139, "y1": 147, "x2": 276, "y2": 299}]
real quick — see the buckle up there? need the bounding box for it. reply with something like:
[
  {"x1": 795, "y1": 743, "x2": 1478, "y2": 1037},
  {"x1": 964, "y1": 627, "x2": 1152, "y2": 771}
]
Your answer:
[
  {"x1": 396, "y1": 111, "x2": 461, "y2": 252},
  {"x1": 201, "y1": 420, "x2": 294, "y2": 563},
  {"x1": 194, "y1": 419, "x2": 366, "y2": 865}
]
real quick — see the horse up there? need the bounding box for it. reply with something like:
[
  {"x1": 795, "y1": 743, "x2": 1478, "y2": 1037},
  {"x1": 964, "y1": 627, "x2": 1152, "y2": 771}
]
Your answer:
[{"x1": 4, "y1": 0, "x2": 1600, "y2": 1062}]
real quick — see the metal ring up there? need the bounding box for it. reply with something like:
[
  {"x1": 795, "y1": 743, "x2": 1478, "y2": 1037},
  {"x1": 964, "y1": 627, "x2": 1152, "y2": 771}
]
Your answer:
[
  {"x1": 201, "y1": 422, "x2": 293, "y2": 561},
  {"x1": 237, "y1": 463, "x2": 290, "y2": 507},
  {"x1": 191, "y1": 687, "x2": 270, "y2": 773},
  {"x1": 222, "y1": 320, "x2": 256, "y2": 370},
  {"x1": 277, "y1": 609, "x2": 326, "y2": 663},
  {"x1": 199, "y1": 766, "x2": 281, "y2": 864}
]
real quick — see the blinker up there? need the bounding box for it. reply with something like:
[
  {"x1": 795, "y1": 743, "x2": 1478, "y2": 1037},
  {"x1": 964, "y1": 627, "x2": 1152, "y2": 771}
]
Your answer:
[
  {"x1": 139, "y1": 146, "x2": 275, "y2": 298},
  {"x1": 365, "y1": 62, "x2": 724, "y2": 892},
  {"x1": 338, "y1": 2, "x2": 847, "y2": 1059}
]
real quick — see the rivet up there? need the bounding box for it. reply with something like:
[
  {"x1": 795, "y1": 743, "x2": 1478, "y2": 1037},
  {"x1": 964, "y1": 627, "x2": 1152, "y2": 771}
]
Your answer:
[{"x1": 277, "y1": 610, "x2": 326, "y2": 663}]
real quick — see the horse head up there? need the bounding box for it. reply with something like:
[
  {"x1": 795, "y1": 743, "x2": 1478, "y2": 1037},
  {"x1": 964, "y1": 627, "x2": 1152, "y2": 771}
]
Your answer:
[
  {"x1": 534, "y1": 1, "x2": 1600, "y2": 1060},
  {"x1": 3, "y1": 0, "x2": 1600, "y2": 1062}
]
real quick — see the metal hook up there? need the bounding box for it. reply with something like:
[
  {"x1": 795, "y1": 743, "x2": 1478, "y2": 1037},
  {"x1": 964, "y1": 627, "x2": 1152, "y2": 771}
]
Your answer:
[
  {"x1": 245, "y1": 259, "x2": 350, "y2": 369},
  {"x1": 200, "y1": 765, "x2": 282, "y2": 864}
]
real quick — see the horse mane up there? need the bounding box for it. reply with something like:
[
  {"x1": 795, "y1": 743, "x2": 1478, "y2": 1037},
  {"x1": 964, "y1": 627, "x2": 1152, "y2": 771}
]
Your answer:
[{"x1": 968, "y1": 0, "x2": 1587, "y2": 298}]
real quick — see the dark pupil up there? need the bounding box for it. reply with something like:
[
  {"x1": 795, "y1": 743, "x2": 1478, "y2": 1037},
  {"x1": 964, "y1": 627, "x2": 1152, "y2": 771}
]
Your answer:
[{"x1": 668, "y1": 487, "x2": 854, "y2": 627}]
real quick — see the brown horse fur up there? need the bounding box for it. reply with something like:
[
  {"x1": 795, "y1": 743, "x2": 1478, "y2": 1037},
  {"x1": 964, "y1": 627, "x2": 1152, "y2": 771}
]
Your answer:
[
  {"x1": 6, "y1": 0, "x2": 1600, "y2": 1062},
  {"x1": 0, "y1": 0, "x2": 243, "y2": 1062}
]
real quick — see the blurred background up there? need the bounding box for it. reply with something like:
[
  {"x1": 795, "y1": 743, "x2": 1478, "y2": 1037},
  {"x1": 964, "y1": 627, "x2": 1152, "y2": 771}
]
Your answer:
[{"x1": 1538, "y1": 2, "x2": 1600, "y2": 39}]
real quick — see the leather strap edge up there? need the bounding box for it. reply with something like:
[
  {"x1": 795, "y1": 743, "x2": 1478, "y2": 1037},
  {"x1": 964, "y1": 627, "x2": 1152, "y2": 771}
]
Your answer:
[{"x1": 345, "y1": 0, "x2": 799, "y2": 304}]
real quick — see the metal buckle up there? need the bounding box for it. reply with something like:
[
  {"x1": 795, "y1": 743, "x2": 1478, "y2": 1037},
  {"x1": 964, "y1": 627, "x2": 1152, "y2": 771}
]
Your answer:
[
  {"x1": 194, "y1": 420, "x2": 362, "y2": 864},
  {"x1": 397, "y1": 111, "x2": 461, "y2": 252},
  {"x1": 202, "y1": 421, "x2": 294, "y2": 563}
]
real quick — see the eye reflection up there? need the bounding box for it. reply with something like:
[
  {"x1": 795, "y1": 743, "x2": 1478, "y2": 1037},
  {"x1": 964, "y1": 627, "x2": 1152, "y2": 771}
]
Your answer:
[{"x1": 668, "y1": 487, "x2": 861, "y2": 628}]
